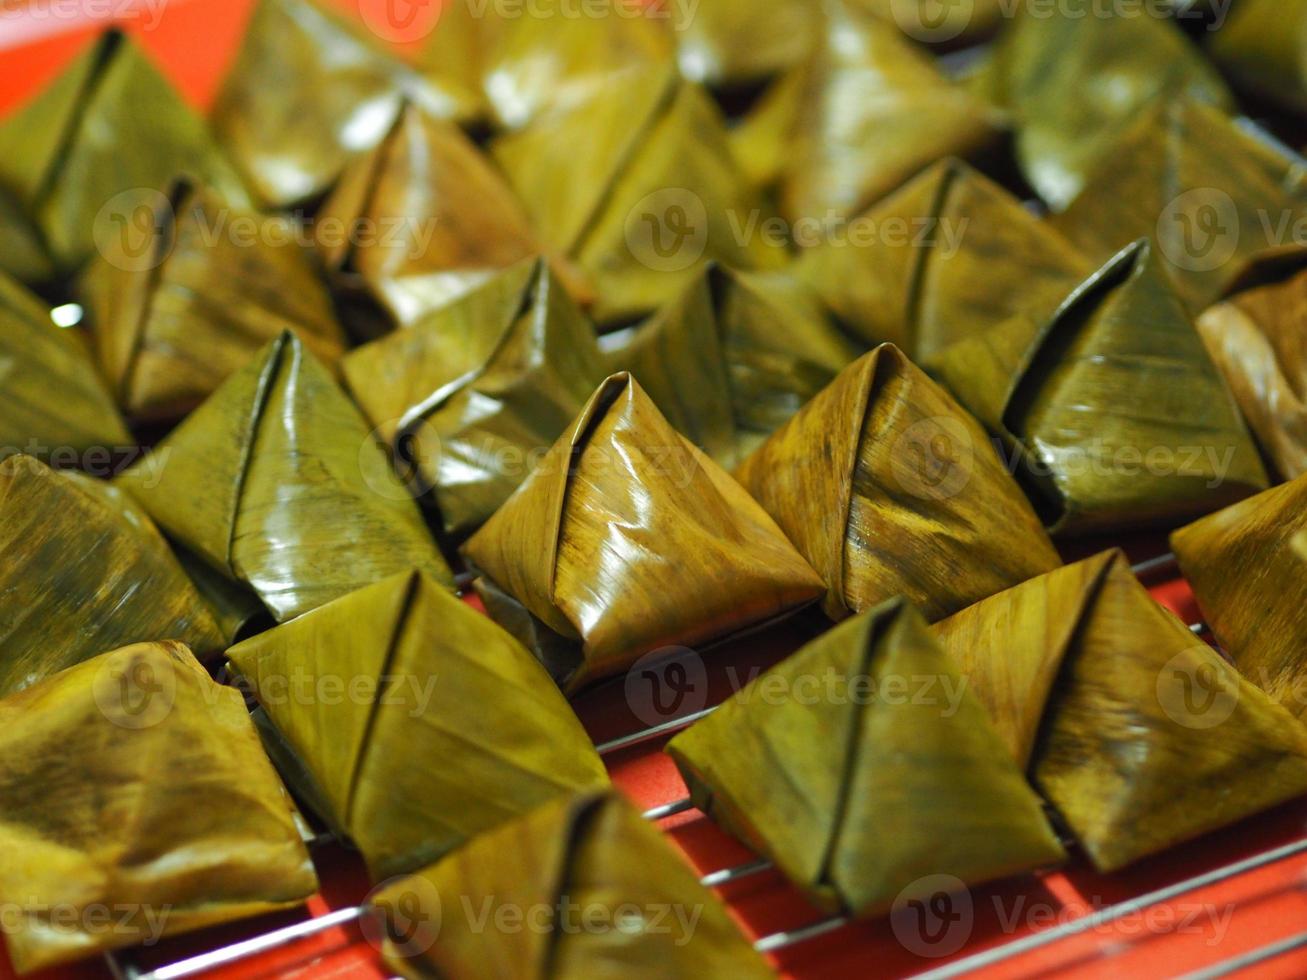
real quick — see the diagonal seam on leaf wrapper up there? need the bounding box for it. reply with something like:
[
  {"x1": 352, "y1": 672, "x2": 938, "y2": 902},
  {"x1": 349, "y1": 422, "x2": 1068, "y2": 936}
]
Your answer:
[{"x1": 538, "y1": 793, "x2": 609, "y2": 977}]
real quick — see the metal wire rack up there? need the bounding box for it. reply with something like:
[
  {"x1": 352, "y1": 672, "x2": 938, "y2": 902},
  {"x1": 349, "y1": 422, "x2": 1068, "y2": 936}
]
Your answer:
[{"x1": 100, "y1": 552, "x2": 1307, "y2": 980}]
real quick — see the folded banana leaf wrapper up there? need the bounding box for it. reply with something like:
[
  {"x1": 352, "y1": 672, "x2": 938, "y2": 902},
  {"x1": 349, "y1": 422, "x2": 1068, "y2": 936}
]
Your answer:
[
  {"x1": 492, "y1": 65, "x2": 784, "y2": 326},
  {"x1": 736, "y1": 344, "x2": 1061, "y2": 622},
  {"x1": 463, "y1": 373, "x2": 825, "y2": 694},
  {"x1": 0, "y1": 641, "x2": 318, "y2": 974},
  {"x1": 0, "y1": 184, "x2": 54, "y2": 287},
  {"x1": 975, "y1": 7, "x2": 1233, "y2": 211},
  {"x1": 115, "y1": 331, "x2": 454, "y2": 622},
  {"x1": 1207, "y1": 0, "x2": 1307, "y2": 113},
  {"x1": 228, "y1": 570, "x2": 609, "y2": 880},
  {"x1": 343, "y1": 259, "x2": 606, "y2": 540},
  {"x1": 667, "y1": 597, "x2": 1066, "y2": 917},
  {"x1": 1049, "y1": 99, "x2": 1307, "y2": 313},
  {"x1": 0, "y1": 455, "x2": 223, "y2": 696},
  {"x1": 794, "y1": 158, "x2": 1091, "y2": 360},
  {"x1": 932, "y1": 549, "x2": 1307, "y2": 871},
  {"x1": 673, "y1": 0, "x2": 816, "y2": 90},
  {"x1": 1172, "y1": 474, "x2": 1307, "y2": 723},
  {"x1": 79, "y1": 178, "x2": 346, "y2": 423},
  {"x1": 928, "y1": 239, "x2": 1268, "y2": 535},
  {"x1": 369, "y1": 790, "x2": 773, "y2": 980},
  {"x1": 1194, "y1": 249, "x2": 1307, "y2": 480},
  {"x1": 210, "y1": 0, "x2": 468, "y2": 209},
  {"x1": 852, "y1": 0, "x2": 1010, "y2": 46},
  {"x1": 0, "y1": 270, "x2": 130, "y2": 454},
  {"x1": 0, "y1": 28, "x2": 251, "y2": 274}
]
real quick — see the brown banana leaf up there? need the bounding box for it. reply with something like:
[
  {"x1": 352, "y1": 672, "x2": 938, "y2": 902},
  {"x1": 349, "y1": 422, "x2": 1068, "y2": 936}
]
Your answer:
[
  {"x1": 210, "y1": 0, "x2": 466, "y2": 209},
  {"x1": 1050, "y1": 99, "x2": 1307, "y2": 312},
  {"x1": 1207, "y1": 0, "x2": 1307, "y2": 113},
  {"x1": 0, "y1": 270, "x2": 130, "y2": 454},
  {"x1": 1195, "y1": 249, "x2": 1307, "y2": 480},
  {"x1": 977, "y1": 7, "x2": 1233, "y2": 210},
  {"x1": 492, "y1": 65, "x2": 784, "y2": 325},
  {"x1": 0, "y1": 641, "x2": 317, "y2": 974},
  {"x1": 736, "y1": 344, "x2": 1061, "y2": 621},
  {"x1": 228, "y1": 570, "x2": 610, "y2": 880},
  {"x1": 175, "y1": 541, "x2": 270, "y2": 645},
  {"x1": 928, "y1": 240, "x2": 1268, "y2": 535},
  {"x1": 0, "y1": 184, "x2": 53, "y2": 287},
  {"x1": 0, "y1": 455, "x2": 223, "y2": 696},
  {"x1": 0, "y1": 28, "x2": 251, "y2": 274},
  {"x1": 463, "y1": 373, "x2": 825, "y2": 693},
  {"x1": 667, "y1": 597, "x2": 1065, "y2": 917},
  {"x1": 115, "y1": 331, "x2": 454, "y2": 622},
  {"x1": 794, "y1": 157, "x2": 1091, "y2": 360},
  {"x1": 369, "y1": 790, "x2": 773, "y2": 979},
  {"x1": 932, "y1": 549, "x2": 1307, "y2": 871},
  {"x1": 674, "y1": 0, "x2": 816, "y2": 89},
  {"x1": 1172, "y1": 475, "x2": 1307, "y2": 721},
  {"x1": 342, "y1": 259, "x2": 607, "y2": 539},
  {"x1": 79, "y1": 178, "x2": 346, "y2": 423}
]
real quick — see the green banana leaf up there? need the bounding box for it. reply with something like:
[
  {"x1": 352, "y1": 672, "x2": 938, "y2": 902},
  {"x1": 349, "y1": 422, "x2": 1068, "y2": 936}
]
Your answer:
[{"x1": 1207, "y1": 0, "x2": 1307, "y2": 113}]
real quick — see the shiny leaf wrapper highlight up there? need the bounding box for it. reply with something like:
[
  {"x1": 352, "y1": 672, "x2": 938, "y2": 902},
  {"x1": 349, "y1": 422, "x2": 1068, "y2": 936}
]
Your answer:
[{"x1": 674, "y1": 0, "x2": 815, "y2": 89}]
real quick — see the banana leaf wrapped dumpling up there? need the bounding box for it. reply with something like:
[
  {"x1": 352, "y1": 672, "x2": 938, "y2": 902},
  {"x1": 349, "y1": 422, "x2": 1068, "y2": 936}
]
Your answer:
[
  {"x1": 369, "y1": 790, "x2": 773, "y2": 980},
  {"x1": 228, "y1": 571, "x2": 609, "y2": 880},
  {"x1": 673, "y1": 0, "x2": 816, "y2": 90},
  {"x1": 736, "y1": 344, "x2": 1061, "y2": 622},
  {"x1": 0, "y1": 184, "x2": 53, "y2": 287},
  {"x1": 1207, "y1": 0, "x2": 1307, "y2": 113},
  {"x1": 116, "y1": 331, "x2": 454, "y2": 622},
  {"x1": 0, "y1": 641, "x2": 318, "y2": 974},
  {"x1": 667, "y1": 597, "x2": 1065, "y2": 917},
  {"x1": 463, "y1": 373, "x2": 825, "y2": 693},
  {"x1": 932, "y1": 550, "x2": 1307, "y2": 871}
]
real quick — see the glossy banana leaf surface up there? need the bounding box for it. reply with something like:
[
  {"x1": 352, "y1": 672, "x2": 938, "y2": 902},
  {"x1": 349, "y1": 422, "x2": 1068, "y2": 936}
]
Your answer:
[
  {"x1": 0, "y1": 641, "x2": 318, "y2": 974},
  {"x1": 228, "y1": 571, "x2": 608, "y2": 880},
  {"x1": 343, "y1": 259, "x2": 607, "y2": 539},
  {"x1": 674, "y1": 0, "x2": 816, "y2": 89},
  {"x1": 0, "y1": 28, "x2": 251, "y2": 274},
  {"x1": 1207, "y1": 0, "x2": 1307, "y2": 113},
  {"x1": 977, "y1": 7, "x2": 1233, "y2": 210},
  {"x1": 210, "y1": 0, "x2": 465, "y2": 209},
  {"x1": 795, "y1": 158, "x2": 1090, "y2": 360},
  {"x1": 1172, "y1": 474, "x2": 1307, "y2": 722},
  {"x1": 852, "y1": 0, "x2": 1009, "y2": 46},
  {"x1": 932, "y1": 550, "x2": 1307, "y2": 872},
  {"x1": 0, "y1": 270, "x2": 130, "y2": 453},
  {"x1": 1195, "y1": 250, "x2": 1307, "y2": 480},
  {"x1": 369, "y1": 791, "x2": 773, "y2": 979},
  {"x1": 116, "y1": 331, "x2": 453, "y2": 622},
  {"x1": 0, "y1": 184, "x2": 53, "y2": 287},
  {"x1": 80, "y1": 178, "x2": 346, "y2": 423},
  {"x1": 928, "y1": 240, "x2": 1268, "y2": 535},
  {"x1": 0, "y1": 456, "x2": 223, "y2": 696},
  {"x1": 736, "y1": 345, "x2": 1060, "y2": 621},
  {"x1": 667, "y1": 597, "x2": 1065, "y2": 917},
  {"x1": 463, "y1": 373, "x2": 825, "y2": 693}
]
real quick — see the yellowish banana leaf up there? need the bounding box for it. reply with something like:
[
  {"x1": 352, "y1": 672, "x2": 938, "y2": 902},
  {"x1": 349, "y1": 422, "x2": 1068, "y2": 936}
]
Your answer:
[
  {"x1": 0, "y1": 28, "x2": 251, "y2": 273},
  {"x1": 175, "y1": 541, "x2": 270, "y2": 645},
  {"x1": 210, "y1": 0, "x2": 467, "y2": 209},
  {"x1": 927, "y1": 240, "x2": 1268, "y2": 535},
  {"x1": 463, "y1": 373, "x2": 825, "y2": 693},
  {"x1": 0, "y1": 641, "x2": 318, "y2": 974},
  {"x1": 228, "y1": 570, "x2": 610, "y2": 880},
  {"x1": 0, "y1": 456, "x2": 222, "y2": 696},
  {"x1": 728, "y1": 65, "x2": 805, "y2": 191},
  {"x1": 342, "y1": 259, "x2": 607, "y2": 539},
  {"x1": 853, "y1": 0, "x2": 1009, "y2": 46},
  {"x1": 412, "y1": 0, "x2": 490, "y2": 126},
  {"x1": 736, "y1": 344, "x2": 1060, "y2": 621},
  {"x1": 1050, "y1": 99, "x2": 1307, "y2": 312},
  {"x1": 79, "y1": 178, "x2": 346, "y2": 423},
  {"x1": 0, "y1": 270, "x2": 130, "y2": 454},
  {"x1": 1172, "y1": 474, "x2": 1307, "y2": 721},
  {"x1": 492, "y1": 65, "x2": 784, "y2": 325},
  {"x1": 794, "y1": 157, "x2": 1090, "y2": 360},
  {"x1": 977, "y1": 8, "x2": 1233, "y2": 210},
  {"x1": 1195, "y1": 249, "x2": 1307, "y2": 480},
  {"x1": 932, "y1": 550, "x2": 1307, "y2": 871},
  {"x1": 115, "y1": 331, "x2": 454, "y2": 622},
  {"x1": 1207, "y1": 0, "x2": 1307, "y2": 112},
  {"x1": 1296, "y1": 529, "x2": 1307, "y2": 561},
  {"x1": 674, "y1": 0, "x2": 816, "y2": 89},
  {"x1": 369, "y1": 791, "x2": 773, "y2": 979},
  {"x1": 0, "y1": 184, "x2": 53, "y2": 287},
  {"x1": 667, "y1": 597, "x2": 1065, "y2": 917}
]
